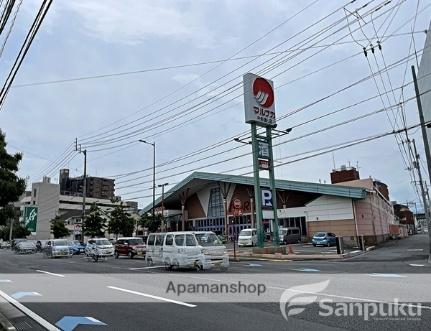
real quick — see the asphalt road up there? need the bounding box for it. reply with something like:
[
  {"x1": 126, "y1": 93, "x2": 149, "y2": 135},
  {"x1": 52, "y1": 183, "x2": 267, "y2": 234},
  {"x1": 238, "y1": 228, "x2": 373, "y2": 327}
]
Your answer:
[{"x1": 0, "y1": 234, "x2": 430, "y2": 331}]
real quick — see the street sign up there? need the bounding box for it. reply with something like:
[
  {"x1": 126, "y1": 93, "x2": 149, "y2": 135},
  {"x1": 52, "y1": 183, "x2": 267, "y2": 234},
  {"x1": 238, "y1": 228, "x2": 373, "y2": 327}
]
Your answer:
[
  {"x1": 243, "y1": 73, "x2": 276, "y2": 127},
  {"x1": 258, "y1": 159, "x2": 270, "y2": 170},
  {"x1": 262, "y1": 189, "x2": 273, "y2": 208},
  {"x1": 23, "y1": 206, "x2": 38, "y2": 232},
  {"x1": 258, "y1": 141, "x2": 270, "y2": 159}
]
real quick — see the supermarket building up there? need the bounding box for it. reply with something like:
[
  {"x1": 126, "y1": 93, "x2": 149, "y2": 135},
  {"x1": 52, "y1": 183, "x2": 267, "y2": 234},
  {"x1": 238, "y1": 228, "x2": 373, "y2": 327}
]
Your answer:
[{"x1": 142, "y1": 167, "x2": 398, "y2": 246}]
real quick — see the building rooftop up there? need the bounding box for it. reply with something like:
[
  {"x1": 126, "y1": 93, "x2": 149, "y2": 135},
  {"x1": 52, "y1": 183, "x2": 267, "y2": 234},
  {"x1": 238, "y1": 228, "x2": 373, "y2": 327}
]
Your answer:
[{"x1": 141, "y1": 171, "x2": 367, "y2": 213}]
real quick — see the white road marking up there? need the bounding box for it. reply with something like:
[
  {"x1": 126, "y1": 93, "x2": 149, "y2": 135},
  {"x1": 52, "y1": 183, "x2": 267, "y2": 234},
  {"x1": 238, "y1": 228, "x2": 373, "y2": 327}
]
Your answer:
[
  {"x1": 350, "y1": 250, "x2": 361, "y2": 254},
  {"x1": 369, "y1": 273, "x2": 406, "y2": 278},
  {"x1": 107, "y1": 286, "x2": 196, "y2": 307},
  {"x1": 0, "y1": 289, "x2": 59, "y2": 330},
  {"x1": 36, "y1": 270, "x2": 65, "y2": 278},
  {"x1": 129, "y1": 266, "x2": 164, "y2": 270},
  {"x1": 409, "y1": 264, "x2": 425, "y2": 267},
  {"x1": 407, "y1": 249, "x2": 424, "y2": 252},
  {"x1": 0, "y1": 279, "x2": 12, "y2": 283}
]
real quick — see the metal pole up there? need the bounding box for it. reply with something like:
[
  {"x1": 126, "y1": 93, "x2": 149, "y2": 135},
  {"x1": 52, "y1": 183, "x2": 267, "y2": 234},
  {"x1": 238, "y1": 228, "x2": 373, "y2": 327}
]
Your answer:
[
  {"x1": 158, "y1": 183, "x2": 168, "y2": 231},
  {"x1": 412, "y1": 65, "x2": 431, "y2": 257},
  {"x1": 82, "y1": 150, "x2": 87, "y2": 222},
  {"x1": 8, "y1": 217, "x2": 14, "y2": 243},
  {"x1": 152, "y1": 142, "x2": 156, "y2": 223},
  {"x1": 266, "y1": 127, "x2": 279, "y2": 246},
  {"x1": 251, "y1": 123, "x2": 264, "y2": 248}
]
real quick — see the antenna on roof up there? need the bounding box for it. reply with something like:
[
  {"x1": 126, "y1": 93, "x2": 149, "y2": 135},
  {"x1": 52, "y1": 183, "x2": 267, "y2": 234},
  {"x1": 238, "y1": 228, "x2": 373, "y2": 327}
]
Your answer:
[{"x1": 332, "y1": 153, "x2": 336, "y2": 170}]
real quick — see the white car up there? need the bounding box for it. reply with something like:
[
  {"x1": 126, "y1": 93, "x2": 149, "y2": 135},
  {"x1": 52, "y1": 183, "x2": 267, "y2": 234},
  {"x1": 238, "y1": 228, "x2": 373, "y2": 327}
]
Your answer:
[
  {"x1": 194, "y1": 231, "x2": 229, "y2": 270},
  {"x1": 85, "y1": 238, "x2": 114, "y2": 259},
  {"x1": 238, "y1": 228, "x2": 257, "y2": 247},
  {"x1": 162, "y1": 232, "x2": 205, "y2": 270},
  {"x1": 44, "y1": 239, "x2": 71, "y2": 258}
]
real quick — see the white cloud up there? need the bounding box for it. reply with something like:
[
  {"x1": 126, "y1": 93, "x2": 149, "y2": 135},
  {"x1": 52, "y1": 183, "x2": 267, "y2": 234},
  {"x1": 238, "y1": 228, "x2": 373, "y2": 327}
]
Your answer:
[{"x1": 60, "y1": 0, "x2": 215, "y2": 46}]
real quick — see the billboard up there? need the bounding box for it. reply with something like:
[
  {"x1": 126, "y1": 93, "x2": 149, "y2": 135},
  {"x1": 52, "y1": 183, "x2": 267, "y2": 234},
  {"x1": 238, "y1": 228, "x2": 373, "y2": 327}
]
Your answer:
[
  {"x1": 23, "y1": 205, "x2": 38, "y2": 233},
  {"x1": 243, "y1": 73, "x2": 276, "y2": 127}
]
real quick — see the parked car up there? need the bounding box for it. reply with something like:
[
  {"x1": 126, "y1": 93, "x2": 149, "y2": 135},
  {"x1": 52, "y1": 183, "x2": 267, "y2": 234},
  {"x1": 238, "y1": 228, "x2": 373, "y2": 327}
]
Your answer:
[
  {"x1": 145, "y1": 233, "x2": 166, "y2": 266},
  {"x1": 0, "y1": 241, "x2": 10, "y2": 249},
  {"x1": 85, "y1": 238, "x2": 114, "y2": 259},
  {"x1": 194, "y1": 231, "x2": 229, "y2": 270},
  {"x1": 280, "y1": 227, "x2": 301, "y2": 244},
  {"x1": 68, "y1": 240, "x2": 86, "y2": 255},
  {"x1": 11, "y1": 238, "x2": 27, "y2": 251},
  {"x1": 15, "y1": 240, "x2": 36, "y2": 254},
  {"x1": 161, "y1": 232, "x2": 205, "y2": 270},
  {"x1": 312, "y1": 232, "x2": 337, "y2": 247},
  {"x1": 114, "y1": 237, "x2": 146, "y2": 259},
  {"x1": 44, "y1": 239, "x2": 72, "y2": 258},
  {"x1": 238, "y1": 228, "x2": 257, "y2": 247}
]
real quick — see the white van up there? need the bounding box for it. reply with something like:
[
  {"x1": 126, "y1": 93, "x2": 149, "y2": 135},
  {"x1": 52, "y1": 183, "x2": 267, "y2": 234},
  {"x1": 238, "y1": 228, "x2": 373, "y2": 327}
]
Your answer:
[
  {"x1": 162, "y1": 232, "x2": 205, "y2": 270},
  {"x1": 238, "y1": 228, "x2": 257, "y2": 247},
  {"x1": 145, "y1": 233, "x2": 166, "y2": 266},
  {"x1": 194, "y1": 231, "x2": 229, "y2": 269}
]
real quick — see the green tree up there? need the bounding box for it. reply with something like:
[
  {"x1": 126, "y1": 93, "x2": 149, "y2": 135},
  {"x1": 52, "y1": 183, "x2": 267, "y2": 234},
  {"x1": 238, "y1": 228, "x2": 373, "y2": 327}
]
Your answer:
[
  {"x1": 108, "y1": 203, "x2": 135, "y2": 239},
  {"x1": 50, "y1": 216, "x2": 71, "y2": 238},
  {"x1": 0, "y1": 223, "x2": 30, "y2": 241},
  {"x1": 83, "y1": 203, "x2": 106, "y2": 238},
  {"x1": 0, "y1": 130, "x2": 26, "y2": 226},
  {"x1": 139, "y1": 213, "x2": 162, "y2": 233}
]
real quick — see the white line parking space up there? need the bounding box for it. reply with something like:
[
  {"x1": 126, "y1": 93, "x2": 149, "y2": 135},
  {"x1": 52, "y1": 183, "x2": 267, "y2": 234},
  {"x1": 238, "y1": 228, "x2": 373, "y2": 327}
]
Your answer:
[{"x1": 107, "y1": 286, "x2": 197, "y2": 308}]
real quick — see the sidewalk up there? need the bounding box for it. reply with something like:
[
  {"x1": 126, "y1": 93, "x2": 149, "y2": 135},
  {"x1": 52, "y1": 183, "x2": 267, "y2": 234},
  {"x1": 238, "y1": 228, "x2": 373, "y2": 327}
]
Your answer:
[{"x1": 227, "y1": 249, "x2": 365, "y2": 261}]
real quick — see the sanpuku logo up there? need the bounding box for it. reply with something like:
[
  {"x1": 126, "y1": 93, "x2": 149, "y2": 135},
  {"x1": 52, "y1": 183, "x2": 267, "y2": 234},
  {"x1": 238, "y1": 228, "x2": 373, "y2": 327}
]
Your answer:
[
  {"x1": 279, "y1": 280, "x2": 330, "y2": 321},
  {"x1": 252, "y1": 77, "x2": 274, "y2": 108},
  {"x1": 279, "y1": 280, "x2": 423, "y2": 322}
]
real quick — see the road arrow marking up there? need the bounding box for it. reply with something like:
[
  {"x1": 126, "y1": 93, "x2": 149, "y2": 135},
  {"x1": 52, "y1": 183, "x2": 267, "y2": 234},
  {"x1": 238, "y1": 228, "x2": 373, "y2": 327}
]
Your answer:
[
  {"x1": 11, "y1": 291, "x2": 42, "y2": 299},
  {"x1": 55, "y1": 316, "x2": 106, "y2": 331},
  {"x1": 369, "y1": 273, "x2": 406, "y2": 278}
]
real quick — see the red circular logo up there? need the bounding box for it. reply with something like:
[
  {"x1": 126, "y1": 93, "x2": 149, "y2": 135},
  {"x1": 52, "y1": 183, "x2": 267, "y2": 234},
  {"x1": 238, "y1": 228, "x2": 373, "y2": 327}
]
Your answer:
[{"x1": 253, "y1": 77, "x2": 274, "y2": 108}]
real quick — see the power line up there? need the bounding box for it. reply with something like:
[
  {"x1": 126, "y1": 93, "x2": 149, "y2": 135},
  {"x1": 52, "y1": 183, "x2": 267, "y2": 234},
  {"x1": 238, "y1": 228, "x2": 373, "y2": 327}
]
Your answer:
[{"x1": 81, "y1": 1, "x2": 401, "y2": 151}]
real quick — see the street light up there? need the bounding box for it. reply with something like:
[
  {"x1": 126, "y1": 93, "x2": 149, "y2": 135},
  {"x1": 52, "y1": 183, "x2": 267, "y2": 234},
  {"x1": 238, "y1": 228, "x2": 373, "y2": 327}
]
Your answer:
[
  {"x1": 158, "y1": 183, "x2": 169, "y2": 231},
  {"x1": 138, "y1": 139, "x2": 156, "y2": 222}
]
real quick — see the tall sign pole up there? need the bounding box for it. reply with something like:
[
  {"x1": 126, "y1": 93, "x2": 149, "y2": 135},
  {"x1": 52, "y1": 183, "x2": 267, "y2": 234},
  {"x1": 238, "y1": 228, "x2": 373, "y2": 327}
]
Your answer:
[
  {"x1": 243, "y1": 73, "x2": 278, "y2": 248},
  {"x1": 267, "y1": 126, "x2": 280, "y2": 245}
]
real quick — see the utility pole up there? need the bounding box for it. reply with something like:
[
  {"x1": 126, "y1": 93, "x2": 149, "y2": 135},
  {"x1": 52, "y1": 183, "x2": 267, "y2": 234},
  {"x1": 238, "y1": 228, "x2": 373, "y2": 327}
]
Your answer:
[
  {"x1": 75, "y1": 139, "x2": 87, "y2": 228},
  {"x1": 411, "y1": 139, "x2": 429, "y2": 236},
  {"x1": 412, "y1": 65, "x2": 431, "y2": 258},
  {"x1": 158, "y1": 183, "x2": 168, "y2": 231},
  {"x1": 139, "y1": 140, "x2": 156, "y2": 223}
]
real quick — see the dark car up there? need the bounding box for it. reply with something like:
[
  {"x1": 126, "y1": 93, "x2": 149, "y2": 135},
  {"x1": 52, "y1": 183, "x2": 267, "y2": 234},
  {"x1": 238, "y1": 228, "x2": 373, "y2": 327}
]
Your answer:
[
  {"x1": 114, "y1": 237, "x2": 146, "y2": 259},
  {"x1": 312, "y1": 232, "x2": 337, "y2": 247}
]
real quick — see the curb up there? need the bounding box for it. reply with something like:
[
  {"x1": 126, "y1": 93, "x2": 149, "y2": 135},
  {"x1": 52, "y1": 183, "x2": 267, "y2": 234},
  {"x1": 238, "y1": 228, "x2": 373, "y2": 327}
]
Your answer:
[{"x1": 0, "y1": 311, "x2": 16, "y2": 331}]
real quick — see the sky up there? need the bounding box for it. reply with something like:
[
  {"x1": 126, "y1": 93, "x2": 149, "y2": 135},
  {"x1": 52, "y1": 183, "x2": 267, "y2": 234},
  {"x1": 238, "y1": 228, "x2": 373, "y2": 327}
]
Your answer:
[{"x1": 1, "y1": 0, "x2": 431, "y2": 210}]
